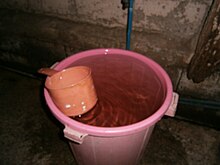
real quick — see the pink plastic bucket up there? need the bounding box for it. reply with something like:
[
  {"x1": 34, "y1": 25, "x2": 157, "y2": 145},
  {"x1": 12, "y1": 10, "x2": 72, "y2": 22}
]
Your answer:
[{"x1": 44, "y1": 48, "x2": 174, "y2": 165}]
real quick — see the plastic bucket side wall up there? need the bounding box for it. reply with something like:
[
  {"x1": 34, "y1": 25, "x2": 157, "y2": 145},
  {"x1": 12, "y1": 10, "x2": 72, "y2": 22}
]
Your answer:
[{"x1": 69, "y1": 125, "x2": 155, "y2": 165}]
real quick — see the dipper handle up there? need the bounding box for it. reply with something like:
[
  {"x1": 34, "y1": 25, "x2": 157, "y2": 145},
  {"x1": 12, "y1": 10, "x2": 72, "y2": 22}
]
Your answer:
[{"x1": 38, "y1": 68, "x2": 59, "y2": 76}]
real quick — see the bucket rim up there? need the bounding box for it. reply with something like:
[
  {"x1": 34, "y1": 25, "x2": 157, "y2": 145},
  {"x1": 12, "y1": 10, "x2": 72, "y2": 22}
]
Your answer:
[{"x1": 44, "y1": 48, "x2": 173, "y2": 136}]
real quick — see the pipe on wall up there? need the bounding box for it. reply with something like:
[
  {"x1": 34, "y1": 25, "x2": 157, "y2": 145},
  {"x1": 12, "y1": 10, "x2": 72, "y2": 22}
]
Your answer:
[
  {"x1": 126, "y1": 0, "x2": 134, "y2": 50},
  {"x1": 121, "y1": 0, "x2": 134, "y2": 50}
]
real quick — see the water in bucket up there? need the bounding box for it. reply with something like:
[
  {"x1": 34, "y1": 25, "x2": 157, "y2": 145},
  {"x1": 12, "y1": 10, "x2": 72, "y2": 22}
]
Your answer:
[{"x1": 70, "y1": 54, "x2": 166, "y2": 127}]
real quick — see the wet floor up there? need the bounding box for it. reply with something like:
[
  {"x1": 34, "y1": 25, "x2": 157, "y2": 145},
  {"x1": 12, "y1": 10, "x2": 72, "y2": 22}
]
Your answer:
[{"x1": 0, "y1": 68, "x2": 220, "y2": 165}]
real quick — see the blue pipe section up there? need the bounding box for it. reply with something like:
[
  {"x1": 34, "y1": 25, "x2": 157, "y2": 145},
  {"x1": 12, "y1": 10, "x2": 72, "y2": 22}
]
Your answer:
[{"x1": 126, "y1": 0, "x2": 134, "y2": 50}]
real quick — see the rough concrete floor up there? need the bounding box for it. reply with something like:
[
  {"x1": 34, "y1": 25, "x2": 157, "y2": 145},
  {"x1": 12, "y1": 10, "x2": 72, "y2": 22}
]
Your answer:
[{"x1": 0, "y1": 68, "x2": 220, "y2": 165}]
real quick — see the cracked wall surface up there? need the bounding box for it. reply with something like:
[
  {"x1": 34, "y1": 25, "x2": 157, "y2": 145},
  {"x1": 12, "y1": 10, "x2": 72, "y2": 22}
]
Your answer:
[{"x1": 0, "y1": 0, "x2": 219, "y2": 100}]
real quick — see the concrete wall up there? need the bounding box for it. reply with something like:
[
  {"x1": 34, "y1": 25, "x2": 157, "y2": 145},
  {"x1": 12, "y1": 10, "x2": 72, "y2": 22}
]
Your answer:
[{"x1": 0, "y1": 0, "x2": 219, "y2": 100}]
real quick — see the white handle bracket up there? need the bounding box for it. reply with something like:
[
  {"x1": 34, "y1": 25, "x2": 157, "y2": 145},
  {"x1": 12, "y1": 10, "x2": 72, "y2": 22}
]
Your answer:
[
  {"x1": 165, "y1": 92, "x2": 179, "y2": 117},
  {"x1": 63, "y1": 126, "x2": 88, "y2": 144}
]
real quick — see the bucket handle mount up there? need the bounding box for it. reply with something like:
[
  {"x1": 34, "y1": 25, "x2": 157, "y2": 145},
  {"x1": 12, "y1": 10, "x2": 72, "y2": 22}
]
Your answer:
[
  {"x1": 165, "y1": 92, "x2": 179, "y2": 117},
  {"x1": 63, "y1": 125, "x2": 88, "y2": 144}
]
